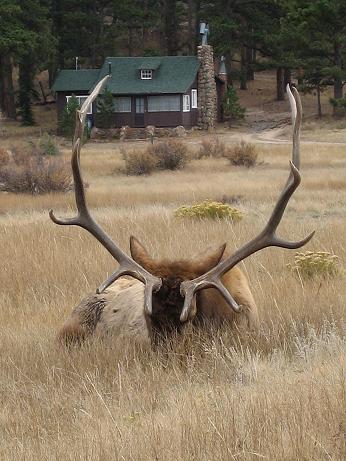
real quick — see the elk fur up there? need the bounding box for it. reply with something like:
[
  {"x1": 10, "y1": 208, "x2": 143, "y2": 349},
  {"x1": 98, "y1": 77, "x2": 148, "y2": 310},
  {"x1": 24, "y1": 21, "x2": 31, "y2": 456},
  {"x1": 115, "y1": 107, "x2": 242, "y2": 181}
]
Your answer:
[{"x1": 58, "y1": 239, "x2": 259, "y2": 345}]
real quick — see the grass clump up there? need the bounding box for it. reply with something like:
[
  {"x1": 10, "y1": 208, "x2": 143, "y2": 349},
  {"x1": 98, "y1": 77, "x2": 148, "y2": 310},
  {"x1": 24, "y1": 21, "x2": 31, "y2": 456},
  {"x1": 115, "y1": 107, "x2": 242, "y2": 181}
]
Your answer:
[
  {"x1": 0, "y1": 145, "x2": 71, "y2": 194},
  {"x1": 287, "y1": 251, "x2": 340, "y2": 279},
  {"x1": 174, "y1": 200, "x2": 243, "y2": 220},
  {"x1": 148, "y1": 139, "x2": 190, "y2": 170},
  {"x1": 0, "y1": 148, "x2": 10, "y2": 168},
  {"x1": 197, "y1": 137, "x2": 226, "y2": 159},
  {"x1": 225, "y1": 140, "x2": 258, "y2": 167}
]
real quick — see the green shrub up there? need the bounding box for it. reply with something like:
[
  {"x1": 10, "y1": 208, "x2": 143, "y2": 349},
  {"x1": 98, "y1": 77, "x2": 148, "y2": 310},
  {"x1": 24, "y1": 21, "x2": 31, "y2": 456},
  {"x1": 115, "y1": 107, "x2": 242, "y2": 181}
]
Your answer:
[
  {"x1": 147, "y1": 139, "x2": 190, "y2": 170},
  {"x1": 197, "y1": 137, "x2": 226, "y2": 159},
  {"x1": 222, "y1": 87, "x2": 246, "y2": 124},
  {"x1": 225, "y1": 141, "x2": 258, "y2": 167},
  {"x1": 329, "y1": 96, "x2": 346, "y2": 115},
  {"x1": 287, "y1": 251, "x2": 340, "y2": 279},
  {"x1": 174, "y1": 200, "x2": 243, "y2": 221},
  {"x1": 96, "y1": 87, "x2": 114, "y2": 128},
  {"x1": 59, "y1": 95, "x2": 80, "y2": 139},
  {"x1": 38, "y1": 133, "x2": 60, "y2": 156},
  {"x1": 122, "y1": 149, "x2": 158, "y2": 175}
]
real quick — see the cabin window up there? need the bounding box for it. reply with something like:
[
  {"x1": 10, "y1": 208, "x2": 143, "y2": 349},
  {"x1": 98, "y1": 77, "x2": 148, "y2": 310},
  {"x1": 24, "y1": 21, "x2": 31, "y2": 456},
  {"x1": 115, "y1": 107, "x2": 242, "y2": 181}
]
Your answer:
[
  {"x1": 113, "y1": 96, "x2": 131, "y2": 113},
  {"x1": 191, "y1": 89, "x2": 198, "y2": 108},
  {"x1": 66, "y1": 95, "x2": 92, "y2": 114},
  {"x1": 141, "y1": 69, "x2": 153, "y2": 79},
  {"x1": 147, "y1": 95, "x2": 180, "y2": 112},
  {"x1": 183, "y1": 94, "x2": 190, "y2": 112}
]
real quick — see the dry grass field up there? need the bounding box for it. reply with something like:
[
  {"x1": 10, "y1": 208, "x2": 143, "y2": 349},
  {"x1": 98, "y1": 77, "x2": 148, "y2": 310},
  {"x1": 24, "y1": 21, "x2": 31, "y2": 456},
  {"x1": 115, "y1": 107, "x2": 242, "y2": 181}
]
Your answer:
[{"x1": 1, "y1": 84, "x2": 346, "y2": 460}]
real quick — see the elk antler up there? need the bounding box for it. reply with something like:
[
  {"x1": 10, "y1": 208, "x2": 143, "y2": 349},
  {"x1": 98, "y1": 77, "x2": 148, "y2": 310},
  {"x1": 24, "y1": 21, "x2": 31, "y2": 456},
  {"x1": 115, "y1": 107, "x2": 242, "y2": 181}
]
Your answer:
[
  {"x1": 180, "y1": 85, "x2": 314, "y2": 322},
  {"x1": 49, "y1": 75, "x2": 162, "y2": 314}
]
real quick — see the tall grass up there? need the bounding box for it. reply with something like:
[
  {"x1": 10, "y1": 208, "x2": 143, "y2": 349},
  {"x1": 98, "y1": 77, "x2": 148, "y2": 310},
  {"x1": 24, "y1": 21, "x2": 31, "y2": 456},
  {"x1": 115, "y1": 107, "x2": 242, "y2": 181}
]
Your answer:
[{"x1": 0, "y1": 139, "x2": 345, "y2": 460}]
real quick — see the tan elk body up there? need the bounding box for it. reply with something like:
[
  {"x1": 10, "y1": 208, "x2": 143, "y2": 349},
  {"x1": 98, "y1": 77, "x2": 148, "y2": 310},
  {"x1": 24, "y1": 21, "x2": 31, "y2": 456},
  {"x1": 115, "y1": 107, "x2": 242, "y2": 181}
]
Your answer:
[
  {"x1": 58, "y1": 242, "x2": 258, "y2": 344},
  {"x1": 51, "y1": 76, "x2": 313, "y2": 346}
]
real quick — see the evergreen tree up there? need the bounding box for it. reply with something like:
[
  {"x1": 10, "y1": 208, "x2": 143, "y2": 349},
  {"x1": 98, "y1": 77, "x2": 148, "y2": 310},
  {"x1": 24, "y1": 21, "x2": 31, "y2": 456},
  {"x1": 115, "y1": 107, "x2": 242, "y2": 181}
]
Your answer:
[
  {"x1": 282, "y1": 0, "x2": 346, "y2": 113},
  {"x1": 59, "y1": 95, "x2": 80, "y2": 139},
  {"x1": 222, "y1": 86, "x2": 245, "y2": 126},
  {"x1": 0, "y1": 1, "x2": 31, "y2": 118},
  {"x1": 18, "y1": 59, "x2": 36, "y2": 125},
  {"x1": 96, "y1": 87, "x2": 114, "y2": 128}
]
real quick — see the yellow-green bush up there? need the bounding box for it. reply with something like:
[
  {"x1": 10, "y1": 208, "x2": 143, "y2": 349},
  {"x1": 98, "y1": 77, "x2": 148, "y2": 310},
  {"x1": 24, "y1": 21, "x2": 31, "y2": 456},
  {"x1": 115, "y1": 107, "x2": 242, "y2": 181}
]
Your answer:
[
  {"x1": 174, "y1": 200, "x2": 243, "y2": 220},
  {"x1": 287, "y1": 251, "x2": 340, "y2": 278}
]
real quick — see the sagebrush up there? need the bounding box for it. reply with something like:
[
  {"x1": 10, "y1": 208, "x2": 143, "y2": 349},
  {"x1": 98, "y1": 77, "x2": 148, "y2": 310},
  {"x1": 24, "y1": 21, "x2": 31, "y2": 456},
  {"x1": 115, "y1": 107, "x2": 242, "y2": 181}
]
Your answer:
[
  {"x1": 121, "y1": 140, "x2": 190, "y2": 175},
  {"x1": 225, "y1": 140, "x2": 258, "y2": 167},
  {"x1": 148, "y1": 139, "x2": 190, "y2": 170},
  {"x1": 0, "y1": 146, "x2": 71, "y2": 194},
  {"x1": 197, "y1": 137, "x2": 227, "y2": 159},
  {"x1": 122, "y1": 149, "x2": 158, "y2": 175}
]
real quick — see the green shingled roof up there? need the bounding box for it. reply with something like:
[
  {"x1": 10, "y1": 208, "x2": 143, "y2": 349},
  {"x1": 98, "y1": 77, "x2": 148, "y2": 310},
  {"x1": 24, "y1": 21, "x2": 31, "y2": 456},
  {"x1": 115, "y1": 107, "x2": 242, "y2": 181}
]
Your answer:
[
  {"x1": 51, "y1": 56, "x2": 199, "y2": 95},
  {"x1": 99, "y1": 56, "x2": 199, "y2": 94},
  {"x1": 51, "y1": 69, "x2": 100, "y2": 92}
]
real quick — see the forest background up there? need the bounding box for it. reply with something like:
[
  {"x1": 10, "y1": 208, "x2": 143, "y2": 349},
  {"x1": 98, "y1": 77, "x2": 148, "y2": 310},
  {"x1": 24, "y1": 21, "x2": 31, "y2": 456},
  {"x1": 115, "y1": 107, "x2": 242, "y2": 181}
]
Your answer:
[{"x1": 1, "y1": 0, "x2": 346, "y2": 125}]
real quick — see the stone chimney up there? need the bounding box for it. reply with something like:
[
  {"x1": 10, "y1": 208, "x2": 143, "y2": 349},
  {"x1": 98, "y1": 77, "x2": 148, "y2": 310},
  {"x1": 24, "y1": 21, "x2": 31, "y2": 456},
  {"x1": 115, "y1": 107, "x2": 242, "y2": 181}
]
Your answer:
[{"x1": 197, "y1": 45, "x2": 217, "y2": 130}]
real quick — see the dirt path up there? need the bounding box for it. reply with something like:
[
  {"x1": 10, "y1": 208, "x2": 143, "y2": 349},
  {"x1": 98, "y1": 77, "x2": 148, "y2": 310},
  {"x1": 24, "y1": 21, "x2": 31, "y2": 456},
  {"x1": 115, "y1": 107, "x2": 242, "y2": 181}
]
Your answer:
[{"x1": 214, "y1": 109, "x2": 346, "y2": 146}]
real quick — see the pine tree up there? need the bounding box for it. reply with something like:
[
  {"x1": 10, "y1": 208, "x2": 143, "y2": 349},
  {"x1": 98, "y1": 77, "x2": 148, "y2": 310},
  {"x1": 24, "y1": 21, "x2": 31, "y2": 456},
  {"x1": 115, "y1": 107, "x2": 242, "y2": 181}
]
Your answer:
[
  {"x1": 17, "y1": 58, "x2": 36, "y2": 125},
  {"x1": 59, "y1": 95, "x2": 80, "y2": 139},
  {"x1": 282, "y1": 0, "x2": 346, "y2": 114},
  {"x1": 96, "y1": 87, "x2": 114, "y2": 129},
  {"x1": 222, "y1": 86, "x2": 245, "y2": 126}
]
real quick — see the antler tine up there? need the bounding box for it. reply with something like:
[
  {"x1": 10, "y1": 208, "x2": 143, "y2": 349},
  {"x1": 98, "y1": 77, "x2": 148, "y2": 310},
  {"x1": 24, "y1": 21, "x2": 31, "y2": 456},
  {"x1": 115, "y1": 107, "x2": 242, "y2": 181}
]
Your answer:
[
  {"x1": 180, "y1": 86, "x2": 314, "y2": 322},
  {"x1": 49, "y1": 75, "x2": 162, "y2": 314},
  {"x1": 287, "y1": 84, "x2": 301, "y2": 170}
]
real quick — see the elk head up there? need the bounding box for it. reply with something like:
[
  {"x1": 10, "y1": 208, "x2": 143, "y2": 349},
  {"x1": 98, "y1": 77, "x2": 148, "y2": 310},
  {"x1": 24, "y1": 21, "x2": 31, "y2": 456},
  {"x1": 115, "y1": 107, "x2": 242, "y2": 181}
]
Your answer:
[
  {"x1": 129, "y1": 236, "x2": 226, "y2": 334},
  {"x1": 50, "y1": 76, "x2": 314, "y2": 334}
]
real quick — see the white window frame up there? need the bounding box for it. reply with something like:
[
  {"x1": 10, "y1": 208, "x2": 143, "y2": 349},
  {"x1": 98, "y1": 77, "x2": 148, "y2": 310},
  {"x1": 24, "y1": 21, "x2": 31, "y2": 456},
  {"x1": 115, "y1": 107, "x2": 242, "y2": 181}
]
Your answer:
[
  {"x1": 183, "y1": 94, "x2": 190, "y2": 112},
  {"x1": 191, "y1": 89, "x2": 198, "y2": 109},
  {"x1": 66, "y1": 95, "x2": 92, "y2": 115},
  {"x1": 141, "y1": 69, "x2": 153, "y2": 80}
]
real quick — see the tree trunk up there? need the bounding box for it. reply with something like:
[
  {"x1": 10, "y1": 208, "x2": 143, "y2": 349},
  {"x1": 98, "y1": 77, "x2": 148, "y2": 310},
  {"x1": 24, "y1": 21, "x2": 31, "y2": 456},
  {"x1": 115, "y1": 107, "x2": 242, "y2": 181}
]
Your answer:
[
  {"x1": 284, "y1": 68, "x2": 292, "y2": 87},
  {"x1": 0, "y1": 55, "x2": 16, "y2": 119},
  {"x1": 246, "y1": 47, "x2": 255, "y2": 80},
  {"x1": 240, "y1": 46, "x2": 247, "y2": 90},
  {"x1": 297, "y1": 67, "x2": 304, "y2": 85},
  {"x1": 317, "y1": 84, "x2": 322, "y2": 118},
  {"x1": 276, "y1": 67, "x2": 285, "y2": 101},
  {"x1": 164, "y1": 0, "x2": 178, "y2": 55},
  {"x1": 128, "y1": 27, "x2": 134, "y2": 56},
  {"x1": 333, "y1": 43, "x2": 343, "y2": 116},
  {"x1": 18, "y1": 58, "x2": 35, "y2": 125},
  {"x1": 187, "y1": 0, "x2": 193, "y2": 54}
]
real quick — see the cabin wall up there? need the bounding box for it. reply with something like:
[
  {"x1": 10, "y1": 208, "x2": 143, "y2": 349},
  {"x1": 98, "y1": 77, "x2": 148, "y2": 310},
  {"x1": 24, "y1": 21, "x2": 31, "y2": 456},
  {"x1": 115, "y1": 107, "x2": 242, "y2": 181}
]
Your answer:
[{"x1": 56, "y1": 88, "x2": 199, "y2": 129}]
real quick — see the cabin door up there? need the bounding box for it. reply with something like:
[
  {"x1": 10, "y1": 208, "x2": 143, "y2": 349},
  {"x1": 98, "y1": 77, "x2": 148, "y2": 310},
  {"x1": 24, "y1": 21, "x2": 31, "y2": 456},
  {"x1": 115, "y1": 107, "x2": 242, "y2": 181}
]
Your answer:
[{"x1": 134, "y1": 97, "x2": 145, "y2": 127}]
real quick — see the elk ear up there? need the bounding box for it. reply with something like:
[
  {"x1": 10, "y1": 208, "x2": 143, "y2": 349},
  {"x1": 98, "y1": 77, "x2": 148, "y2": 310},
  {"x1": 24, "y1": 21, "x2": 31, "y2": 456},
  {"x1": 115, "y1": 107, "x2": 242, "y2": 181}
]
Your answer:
[
  {"x1": 193, "y1": 243, "x2": 227, "y2": 277},
  {"x1": 130, "y1": 236, "x2": 155, "y2": 270}
]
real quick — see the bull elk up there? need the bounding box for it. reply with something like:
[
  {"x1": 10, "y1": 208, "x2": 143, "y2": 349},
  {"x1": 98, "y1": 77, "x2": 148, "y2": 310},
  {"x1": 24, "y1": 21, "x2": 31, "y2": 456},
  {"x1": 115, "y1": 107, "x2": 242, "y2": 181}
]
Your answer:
[{"x1": 51, "y1": 76, "x2": 314, "y2": 345}]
